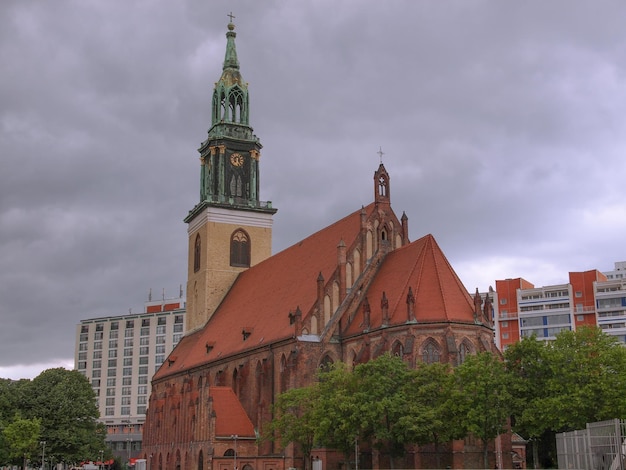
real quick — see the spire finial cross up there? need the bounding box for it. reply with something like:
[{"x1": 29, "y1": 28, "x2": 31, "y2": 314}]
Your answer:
[
  {"x1": 377, "y1": 146, "x2": 385, "y2": 164},
  {"x1": 227, "y1": 12, "x2": 236, "y2": 23}
]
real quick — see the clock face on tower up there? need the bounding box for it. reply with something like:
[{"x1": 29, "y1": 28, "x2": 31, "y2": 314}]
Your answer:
[{"x1": 230, "y1": 153, "x2": 244, "y2": 167}]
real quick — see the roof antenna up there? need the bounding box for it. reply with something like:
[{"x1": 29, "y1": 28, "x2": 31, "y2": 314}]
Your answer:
[
  {"x1": 377, "y1": 146, "x2": 385, "y2": 164},
  {"x1": 148, "y1": 288, "x2": 152, "y2": 302}
]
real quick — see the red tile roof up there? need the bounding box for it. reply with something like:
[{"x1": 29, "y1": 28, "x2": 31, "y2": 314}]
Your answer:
[
  {"x1": 155, "y1": 203, "x2": 476, "y2": 380},
  {"x1": 345, "y1": 234, "x2": 475, "y2": 335},
  {"x1": 210, "y1": 386, "x2": 256, "y2": 437}
]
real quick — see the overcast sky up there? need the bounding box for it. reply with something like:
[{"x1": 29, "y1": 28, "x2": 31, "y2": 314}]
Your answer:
[{"x1": 2, "y1": 0, "x2": 625, "y2": 380}]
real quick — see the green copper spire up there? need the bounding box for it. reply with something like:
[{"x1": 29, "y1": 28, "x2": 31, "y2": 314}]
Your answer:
[
  {"x1": 210, "y1": 20, "x2": 250, "y2": 129},
  {"x1": 184, "y1": 16, "x2": 276, "y2": 225}
]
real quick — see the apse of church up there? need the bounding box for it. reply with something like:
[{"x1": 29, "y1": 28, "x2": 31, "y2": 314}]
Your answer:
[{"x1": 142, "y1": 18, "x2": 510, "y2": 470}]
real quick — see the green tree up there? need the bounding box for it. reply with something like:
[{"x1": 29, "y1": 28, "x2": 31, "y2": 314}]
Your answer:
[
  {"x1": 23, "y1": 368, "x2": 106, "y2": 464},
  {"x1": 455, "y1": 352, "x2": 512, "y2": 469},
  {"x1": 313, "y1": 363, "x2": 361, "y2": 465},
  {"x1": 352, "y1": 354, "x2": 412, "y2": 468},
  {"x1": 2, "y1": 414, "x2": 41, "y2": 466},
  {"x1": 398, "y1": 361, "x2": 460, "y2": 468},
  {"x1": 263, "y1": 385, "x2": 320, "y2": 470}
]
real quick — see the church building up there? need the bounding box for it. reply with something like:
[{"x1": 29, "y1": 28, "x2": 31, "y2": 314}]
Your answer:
[{"x1": 142, "y1": 20, "x2": 510, "y2": 470}]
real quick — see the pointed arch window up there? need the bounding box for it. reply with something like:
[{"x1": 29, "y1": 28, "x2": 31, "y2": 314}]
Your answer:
[
  {"x1": 378, "y1": 175, "x2": 388, "y2": 197},
  {"x1": 392, "y1": 341, "x2": 404, "y2": 357},
  {"x1": 194, "y1": 234, "x2": 201, "y2": 272},
  {"x1": 459, "y1": 341, "x2": 472, "y2": 364},
  {"x1": 230, "y1": 229, "x2": 250, "y2": 267},
  {"x1": 422, "y1": 341, "x2": 441, "y2": 364},
  {"x1": 229, "y1": 173, "x2": 244, "y2": 198},
  {"x1": 228, "y1": 87, "x2": 245, "y2": 123}
]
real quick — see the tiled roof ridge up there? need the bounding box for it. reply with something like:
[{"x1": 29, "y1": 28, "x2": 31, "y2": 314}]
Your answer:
[{"x1": 429, "y1": 235, "x2": 451, "y2": 321}]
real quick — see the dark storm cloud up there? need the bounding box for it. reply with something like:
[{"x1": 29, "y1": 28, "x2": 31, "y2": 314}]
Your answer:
[{"x1": 1, "y1": 0, "x2": 625, "y2": 378}]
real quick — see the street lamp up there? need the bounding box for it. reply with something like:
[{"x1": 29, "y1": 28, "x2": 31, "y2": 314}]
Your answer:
[
  {"x1": 40, "y1": 440, "x2": 46, "y2": 470},
  {"x1": 230, "y1": 434, "x2": 238, "y2": 470}
]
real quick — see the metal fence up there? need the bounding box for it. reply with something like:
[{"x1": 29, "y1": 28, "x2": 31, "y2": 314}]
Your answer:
[{"x1": 557, "y1": 419, "x2": 626, "y2": 470}]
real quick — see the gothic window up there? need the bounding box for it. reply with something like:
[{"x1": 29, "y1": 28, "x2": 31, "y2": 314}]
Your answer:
[
  {"x1": 230, "y1": 230, "x2": 250, "y2": 267},
  {"x1": 229, "y1": 173, "x2": 244, "y2": 197},
  {"x1": 422, "y1": 340, "x2": 441, "y2": 364},
  {"x1": 392, "y1": 341, "x2": 404, "y2": 357},
  {"x1": 194, "y1": 234, "x2": 201, "y2": 272},
  {"x1": 319, "y1": 354, "x2": 334, "y2": 373},
  {"x1": 228, "y1": 87, "x2": 245, "y2": 123},
  {"x1": 378, "y1": 175, "x2": 387, "y2": 196},
  {"x1": 459, "y1": 341, "x2": 472, "y2": 364}
]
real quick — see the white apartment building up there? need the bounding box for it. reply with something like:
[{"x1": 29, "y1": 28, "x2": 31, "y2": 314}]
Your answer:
[
  {"x1": 595, "y1": 277, "x2": 626, "y2": 342},
  {"x1": 74, "y1": 292, "x2": 185, "y2": 461}
]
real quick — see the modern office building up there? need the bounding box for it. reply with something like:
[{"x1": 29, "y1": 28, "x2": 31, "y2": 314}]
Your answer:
[
  {"x1": 75, "y1": 290, "x2": 185, "y2": 462},
  {"x1": 493, "y1": 262, "x2": 626, "y2": 349}
]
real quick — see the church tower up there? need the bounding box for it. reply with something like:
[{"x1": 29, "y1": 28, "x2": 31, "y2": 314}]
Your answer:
[{"x1": 184, "y1": 19, "x2": 277, "y2": 332}]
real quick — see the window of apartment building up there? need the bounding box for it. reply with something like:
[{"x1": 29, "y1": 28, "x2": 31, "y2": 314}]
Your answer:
[
  {"x1": 136, "y1": 406, "x2": 146, "y2": 415},
  {"x1": 94, "y1": 341, "x2": 102, "y2": 350},
  {"x1": 123, "y1": 358, "x2": 133, "y2": 366},
  {"x1": 107, "y1": 368, "x2": 116, "y2": 377},
  {"x1": 96, "y1": 323, "x2": 104, "y2": 332},
  {"x1": 106, "y1": 387, "x2": 115, "y2": 396},
  {"x1": 105, "y1": 408, "x2": 114, "y2": 416},
  {"x1": 140, "y1": 327, "x2": 150, "y2": 336},
  {"x1": 124, "y1": 329, "x2": 134, "y2": 338},
  {"x1": 155, "y1": 345, "x2": 165, "y2": 354},
  {"x1": 121, "y1": 406, "x2": 130, "y2": 416},
  {"x1": 501, "y1": 321, "x2": 508, "y2": 328},
  {"x1": 156, "y1": 325, "x2": 166, "y2": 335},
  {"x1": 92, "y1": 379, "x2": 100, "y2": 388},
  {"x1": 158, "y1": 317, "x2": 166, "y2": 326},
  {"x1": 139, "y1": 346, "x2": 149, "y2": 356},
  {"x1": 93, "y1": 350, "x2": 102, "y2": 359},
  {"x1": 78, "y1": 352, "x2": 87, "y2": 361},
  {"x1": 142, "y1": 318, "x2": 150, "y2": 327},
  {"x1": 108, "y1": 359, "x2": 117, "y2": 368},
  {"x1": 124, "y1": 348, "x2": 133, "y2": 357},
  {"x1": 140, "y1": 337, "x2": 150, "y2": 346},
  {"x1": 155, "y1": 355, "x2": 164, "y2": 365},
  {"x1": 599, "y1": 298, "x2": 625, "y2": 308},
  {"x1": 138, "y1": 376, "x2": 148, "y2": 385},
  {"x1": 94, "y1": 331, "x2": 103, "y2": 340},
  {"x1": 123, "y1": 368, "x2": 132, "y2": 377},
  {"x1": 109, "y1": 330, "x2": 118, "y2": 339},
  {"x1": 577, "y1": 315, "x2": 585, "y2": 322},
  {"x1": 173, "y1": 324, "x2": 183, "y2": 333},
  {"x1": 139, "y1": 357, "x2": 149, "y2": 365},
  {"x1": 138, "y1": 386, "x2": 147, "y2": 395},
  {"x1": 107, "y1": 378, "x2": 116, "y2": 387},
  {"x1": 110, "y1": 321, "x2": 118, "y2": 330},
  {"x1": 175, "y1": 315, "x2": 183, "y2": 324},
  {"x1": 80, "y1": 333, "x2": 88, "y2": 342},
  {"x1": 173, "y1": 334, "x2": 182, "y2": 344},
  {"x1": 547, "y1": 302, "x2": 569, "y2": 310},
  {"x1": 94, "y1": 388, "x2": 100, "y2": 397},
  {"x1": 121, "y1": 387, "x2": 131, "y2": 396},
  {"x1": 79, "y1": 343, "x2": 88, "y2": 351},
  {"x1": 546, "y1": 290, "x2": 568, "y2": 298},
  {"x1": 92, "y1": 360, "x2": 101, "y2": 369},
  {"x1": 124, "y1": 338, "x2": 133, "y2": 347},
  {"x1": 500, "y1": 298, "x2": 507, "y2": 305},
  {"x1": 575, "y1": 291, "x2": 582, "y2": 297},
  {"x1": 137, "y1": 396, "x2": 147, "y2": 405},
  {"x1": 126, "y1": 320, "x2": 134, "y2": 329},
  {"x1": 122, "y1": 377, "x2": 132, "y2": 386},
  {"x1": 78, "y1": 361, "x2": 86, "y2": 370},
  {"x1": 109, "y1": 340, "x2": 118, "y2": 349},
  {"x1": 106, "y1": 398, "x2": 115, "y2": 406},
  {"x1": 156, "y1": 336, "x2": 165, "y2": 345},
  {"x1": 121, "y1": 397, "x2": 131, "y2": 406},
  {"x1": 81, "y1": 325, "x2": 89, "y2": 334},
  {"x1": 108, "y1": 349, "x2": 117, "y2": 358},
  {"x1": 502, "y1": 333, "x2": 509, "y2": 339},
  {"x1": 92, "y1": 370, "x2": 101, "y2": 378},
  {"x1": 138, "y1": 366, "x2": 148, "y2": 375}
]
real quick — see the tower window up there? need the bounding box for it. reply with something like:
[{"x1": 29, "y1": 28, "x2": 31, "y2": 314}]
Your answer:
[
  {"x1": 230, "y1": 229, "x2": 250, "y2": 267},
  {"x1": 194, "y1": 234, "x2": 201, "y2": 272},
  {"x1": 229, "y1": 173, "x2": 244, "y2": 198},
  {"x1": 378, "y1": 175, "x2": 387, "y2": 196}
]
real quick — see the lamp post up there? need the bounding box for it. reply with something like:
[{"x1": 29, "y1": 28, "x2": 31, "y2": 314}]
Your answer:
[
  {"x1": 40, "y1": 440, "x2": 46, "y2": 470},
  {"x1": 230, "y1": 434, "x2": 238, "y2": 470}
]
